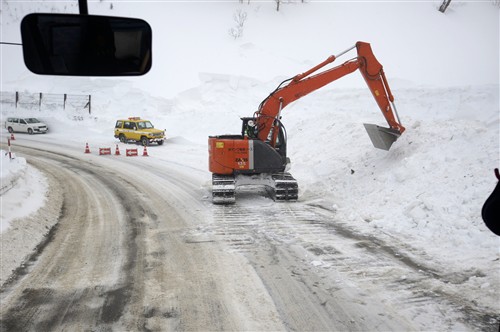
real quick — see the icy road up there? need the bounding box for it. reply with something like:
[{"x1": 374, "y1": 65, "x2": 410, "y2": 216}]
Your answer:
[{"x1": 0, "y1": 140, "x2": 497, "y2": 331}]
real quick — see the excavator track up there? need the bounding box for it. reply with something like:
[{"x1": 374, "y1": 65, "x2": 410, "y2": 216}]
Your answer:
[
  {"x1": 212, "y1": 174, "x2": 236, "y2": 204},
  {"x1": 272, "y1": 172, "x2": 298, "y2": 201}
]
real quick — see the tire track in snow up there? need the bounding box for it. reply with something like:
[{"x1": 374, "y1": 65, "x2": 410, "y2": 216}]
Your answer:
[
  {"x1": 186, "y1": 200, "x2": 498, "y2": 331},
  {"x1": 0, "y1": 146, "x2": 152, "y2": 331}
]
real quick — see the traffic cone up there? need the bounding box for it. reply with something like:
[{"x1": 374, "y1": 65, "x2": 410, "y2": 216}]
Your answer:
[
  {"x1": 115, "y1": 144, "x2": 121, "y2": 155},
  {"x1": 10, "y1": 133, "x2": 15, "y2": 140},
  {"x1": 84, "y1": 143, "x2": 91, "y2": 154},
  {"x1": 142, "y1": 145, "x2": 149, "y2": 157}
]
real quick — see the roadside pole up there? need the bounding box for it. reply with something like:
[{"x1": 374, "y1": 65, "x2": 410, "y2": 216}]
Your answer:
[{"x1": 7, "y1": 138, "x2": 12, "y2": 159}]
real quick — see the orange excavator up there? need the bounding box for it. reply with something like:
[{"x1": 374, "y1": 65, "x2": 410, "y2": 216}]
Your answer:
[{"x1": 209, "y1": 41, "x2": 405, "y2": 204}]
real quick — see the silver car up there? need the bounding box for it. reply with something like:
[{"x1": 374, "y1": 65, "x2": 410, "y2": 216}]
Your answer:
[{"x1": 5, "y1": 117, "x2": 49, "y2": 135}]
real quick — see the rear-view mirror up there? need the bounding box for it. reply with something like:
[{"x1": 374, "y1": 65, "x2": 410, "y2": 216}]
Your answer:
[{"x1": 20, "y1": 13, "x2": 152, "y2": 76}]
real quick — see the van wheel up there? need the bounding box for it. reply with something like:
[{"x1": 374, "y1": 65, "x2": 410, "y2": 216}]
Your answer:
[
  {"x1": 157, "y1": 140, "x2": 164, "y2": 146},
  {"x1": 141, "y1": 137, "x2": 149, "y2": 146},
  {"x1": 28, "y1": 128, "x2": 33, "y2": 135},
  {"x1": 119, "y1": 134, "x2": 127, "y2": 143},
  {"x1": 7, "y1": 127, "x2": 13, "y2": 133}
]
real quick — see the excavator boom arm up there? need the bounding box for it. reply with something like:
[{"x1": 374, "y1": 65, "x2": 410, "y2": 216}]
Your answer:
[
  {"x1": 356, "y1": 42, "x2": 404, "y2": 134},
  {"x1": 255, "y1": 41, "x2": 405, "y2": 148}
]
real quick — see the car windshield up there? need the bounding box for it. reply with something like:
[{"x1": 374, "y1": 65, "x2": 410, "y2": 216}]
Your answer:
[
  {"x1": 137, "y1": 121, "x2": 153, "y2": 129},
  {"x1": 25, "y1": 118, "x2": 41, "y2": 124}
]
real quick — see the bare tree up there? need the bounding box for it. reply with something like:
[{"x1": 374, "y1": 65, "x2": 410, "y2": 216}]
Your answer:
[
  {"x1": 439, "y1": 0, "x2": 451, "y2": 13},
  {"x1": 228, "y1": 10, "x2": 248, "y2": 40}
]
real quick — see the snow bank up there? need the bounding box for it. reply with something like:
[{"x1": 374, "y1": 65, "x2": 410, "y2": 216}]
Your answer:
[
  {"x1": 0, "y1": 148, "x2": 58, "y2": 286},
  {"x1": 0, "y1": 149, "x2": 48, "y2": 233},
  {"x1": 0, "y1": 149, "x2": 25, "y2": 196},
  {"x1": 286, "y1": 84, "x2": 499, "y2": 262},
  {"x1": 0, "y1": 165, "x2": 61, "y2": 286}
]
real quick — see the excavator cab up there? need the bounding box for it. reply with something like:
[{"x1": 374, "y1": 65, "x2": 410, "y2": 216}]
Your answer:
[{"x1": 241, "y1": 117, "x2": 258, "y2": 139}]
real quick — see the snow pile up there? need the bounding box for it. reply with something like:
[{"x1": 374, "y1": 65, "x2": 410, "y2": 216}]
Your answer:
[
  {"x1": 0, "y1": 151, "x2": 60, "y2": 286},
  {"x1": 0, "y1": 148, "x2": 54, "y2": 286},
  {"x1": 0, "y1": 149, "x2": 25, "y2": 196},
  {"x1": 0, "y1": 149, "x2": 47, "y2": 233}
]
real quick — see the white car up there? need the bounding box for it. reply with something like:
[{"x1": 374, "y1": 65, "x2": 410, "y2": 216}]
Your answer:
[{"x1": 5, "y1": 117, "x2": 48, "y2": 135}]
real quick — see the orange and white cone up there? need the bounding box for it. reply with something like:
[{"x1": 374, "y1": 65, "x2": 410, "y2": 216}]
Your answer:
[
  {"x1": 142, "y1": 145, "x2": 149, "y2": 157},
  {"x1": 115, "y1": 144, "x2": 121, "y2": 155},
  {"x1": 84, "y1": 143, "x2": 91, "y2": 154},
  {"x1": 10, "y1": 133, "x2": 15, "y2": 140}
]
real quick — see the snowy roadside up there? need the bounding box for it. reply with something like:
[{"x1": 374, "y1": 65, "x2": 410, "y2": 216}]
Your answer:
[
  {"x1": 0, "y1": 150, "x2": 25, "y2": 197},
  {"x1": 0, "y1": 150, "x2": 48, "y2": 233},
  {"x1": 0, "y1": 149, "x2": 61, "y2": 286}
]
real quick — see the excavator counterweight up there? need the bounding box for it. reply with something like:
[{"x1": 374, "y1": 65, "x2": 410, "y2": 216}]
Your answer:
[{"x1": 209, "y1": 41, "x2": 405, "y2": 204}]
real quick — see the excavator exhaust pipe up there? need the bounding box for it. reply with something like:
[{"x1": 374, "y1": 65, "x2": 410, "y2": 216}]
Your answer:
[{"x1": 363, "y1": 123, "x2": 401, "y2": 151}]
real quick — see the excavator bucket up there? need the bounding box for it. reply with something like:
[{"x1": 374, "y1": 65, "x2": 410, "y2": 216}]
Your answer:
[{"x1": 363, "y1": 123, "x2": 401, "y2": 151}]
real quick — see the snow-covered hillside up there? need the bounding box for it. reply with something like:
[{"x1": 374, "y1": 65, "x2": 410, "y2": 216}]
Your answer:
[
  {"x1": 1, "y1": 0, "x2": 499, "y2": 315},
  {"x1": 1, "y1": 1, "x2": 498, "y2": 96}
]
